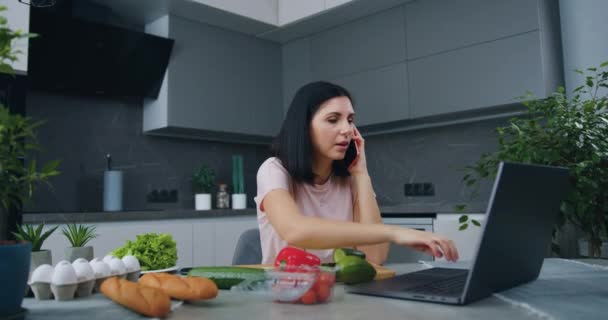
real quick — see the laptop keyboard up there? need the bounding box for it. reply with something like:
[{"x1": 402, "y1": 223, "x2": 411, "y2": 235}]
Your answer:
[{"x1": 407, "y1": 273, "x2": 468, "y2": 295}]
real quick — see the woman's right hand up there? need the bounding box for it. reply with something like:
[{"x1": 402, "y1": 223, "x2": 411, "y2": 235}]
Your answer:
[{"x1": 389, "y1": 226, "x2": 459, "y2": 262}]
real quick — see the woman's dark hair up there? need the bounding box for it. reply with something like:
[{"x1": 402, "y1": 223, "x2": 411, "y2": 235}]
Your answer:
[{"x1": 271, "y1": 81, "x2": 354, "y2": 184}]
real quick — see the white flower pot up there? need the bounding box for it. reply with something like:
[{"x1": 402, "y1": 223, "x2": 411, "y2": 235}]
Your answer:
[
  {"x1": 195, "y1": 193, "x2": 212, "y2": 210},
  {"x1": 231, "y1": 194, "x2": 247, "y2": 209}
]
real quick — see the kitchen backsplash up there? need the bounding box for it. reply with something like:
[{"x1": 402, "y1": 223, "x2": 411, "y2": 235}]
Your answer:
[
  {"x1": 365, "y1": 118, "x2": 504, "y2": 209},
  {"x1": 26, "y1": 91, "x2": 270, "y2": 212},
  {"x1": 26, "y1": 91, "x2": 504, "y2": 213}
]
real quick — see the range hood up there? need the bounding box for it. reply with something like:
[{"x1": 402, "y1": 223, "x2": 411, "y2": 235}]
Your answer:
[{"x1": 27, "y1": 8, "x2": 174, "y2": 99}]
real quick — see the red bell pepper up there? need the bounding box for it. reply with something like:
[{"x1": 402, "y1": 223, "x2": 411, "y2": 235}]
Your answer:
[{"x1": 274, "y1": 246, "x2": 321, "y2": 268}]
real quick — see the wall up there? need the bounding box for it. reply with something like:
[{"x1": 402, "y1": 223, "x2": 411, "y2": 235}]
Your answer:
[
  {"x1": 26, "y1": 87, "x2": 502, "y2": 212},
  {"x1": 25, "y1": 92, "x2": 270, "y2": 213},
  {"x1": 366, "y1": 117, "x2": 503, "y2": 206},
  {"x1": 559, "y1": 0, "x2": 608, "y2": 96}
]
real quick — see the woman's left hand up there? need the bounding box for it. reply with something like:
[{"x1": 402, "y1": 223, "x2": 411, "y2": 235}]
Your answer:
[{"x1": 348, "y1": 126, "x2": 368, "y2": 176}]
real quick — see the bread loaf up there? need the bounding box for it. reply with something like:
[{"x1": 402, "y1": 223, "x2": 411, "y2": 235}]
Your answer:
[
  {"x1": 100, "y1": 277, "x2": 171, "y2": 318},
  {"x1": 139, "y1": 273, "x2": 218, "y2": 301}
]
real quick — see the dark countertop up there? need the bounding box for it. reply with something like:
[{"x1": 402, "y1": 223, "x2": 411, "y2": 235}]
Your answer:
[
  {"x1": 23, "y1": 200, "x2": 486, "y2": 224},
  {"x1": 23, "y1": 208, "x2": 257, "y2": 224},
  {"x1": 380, "y1": 201, "x2": 487, "y2": 214}
]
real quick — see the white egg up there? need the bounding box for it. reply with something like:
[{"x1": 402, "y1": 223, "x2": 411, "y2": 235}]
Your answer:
[
  {"x1": 122, "y1": 255, "x2": 141, "y2": 273},
  {"x1": 89, "y1": 258, "x2": 111, "y2": 279},
  {"x1": 108, "y1": 257, "x2": 127, "y2": 276},
  {"x1": 103, "y1": 255, "x2": 115, "y2": 265},
  {"x1": 29, "y1": 264, "x2": 54, "y2": 284},
  {"x1": 72, "y1": 258, "x2": 95, "y2": 282},
  {"x1": 52, "y1": 260, "x2": 78, "y2": 285}
]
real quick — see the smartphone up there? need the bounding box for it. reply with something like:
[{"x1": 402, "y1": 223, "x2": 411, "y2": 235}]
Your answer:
[{"x1": 344, "y1": 140, "x2": 359, "y2": 169}]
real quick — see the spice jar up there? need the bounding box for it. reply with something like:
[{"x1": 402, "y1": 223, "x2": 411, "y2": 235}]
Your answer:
[{"x1": 216, "y1": 183, "x2": 230, "y2": 209}]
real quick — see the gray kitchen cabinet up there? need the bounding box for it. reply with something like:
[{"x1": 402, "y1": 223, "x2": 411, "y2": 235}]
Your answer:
[
  {"x1": 143, "y1": 14, "x2": 283, "y2": 144},
  {"x1": 404, "y1": 0, "x2": 539, "y2": 59},
  {"x1": 332, "y1": 63, "x2": 410, "y2": 126},
  {"x1": 281, "y1": 7, "x2": 409, "y2": 126},
  {"x1": 309, "y1": 8, "x2": 406, "y2": 80},
  {"x1": 409, "y1": 31, "x2": 547, "y2": 118},
  {"x1": 282, "y1": 37, "x2": 312, "y2": 113}
]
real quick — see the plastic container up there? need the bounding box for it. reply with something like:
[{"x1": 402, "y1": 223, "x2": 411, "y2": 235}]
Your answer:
[{"x1": 230, "y1": 265, "x2": 336, "y2": 304}]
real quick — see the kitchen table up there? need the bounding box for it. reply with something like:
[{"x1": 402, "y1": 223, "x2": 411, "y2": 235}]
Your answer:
[{"x1": 21, "y1": 259, "x2": 607, "y2": 320}]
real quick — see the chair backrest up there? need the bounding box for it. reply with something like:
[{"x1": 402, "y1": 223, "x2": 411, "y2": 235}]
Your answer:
[{"x1": 232, "y1": 228, "x2": 262, "y2": 265}]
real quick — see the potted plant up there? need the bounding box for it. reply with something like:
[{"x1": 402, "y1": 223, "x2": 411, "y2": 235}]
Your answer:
[
  {"x1": 0, "y1": 240, "x2": 31, "y2": 316},
  {"x1": 12, "y1": 224, "x2": 58, "y2": 272},
  {"x1": 458, "y1": 62, "x2": 608, "y2": 258},
  {"x1": 0, "y1": 6, "x2": 59, "y2": 316},
  {"x1": 192, "y1": 164, "x2": 215, "y2": 210},
  {"x1": 62, "y1": 223, "x2": 97, "y2": 262},
  {"x1": 232, "y1": 155, "x2": 246, "y2": 209}
]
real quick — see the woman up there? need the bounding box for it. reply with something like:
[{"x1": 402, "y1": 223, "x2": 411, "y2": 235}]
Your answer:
[{"x1": 254, "y1": 81, "x2": 458, "y2": 265}]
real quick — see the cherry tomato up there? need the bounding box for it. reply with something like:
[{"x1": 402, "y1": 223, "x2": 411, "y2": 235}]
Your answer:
[
  {"x1": 299, "y1": 289, "x2": 317, "y2": 304},
  {"x1": 315, "y1": 283, "x2": 331, "y2": 303},
  {"x1": 317, "y1": 272, "x2": 335, "y2": 286}
]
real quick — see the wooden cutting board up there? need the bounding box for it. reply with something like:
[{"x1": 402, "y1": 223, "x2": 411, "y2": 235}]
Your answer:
[{"x1": 238, "y1": 263, "x2": 396, "y2": 281}]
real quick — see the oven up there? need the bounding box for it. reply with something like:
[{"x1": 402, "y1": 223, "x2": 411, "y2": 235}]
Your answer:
[{"x1": 382, "y1": 215, "x2": 435, "y2": 263}]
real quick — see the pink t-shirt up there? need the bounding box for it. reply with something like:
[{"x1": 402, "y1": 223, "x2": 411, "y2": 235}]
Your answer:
[{"x1": 254, "y1": 157, "x2": 354, "y2": 264}]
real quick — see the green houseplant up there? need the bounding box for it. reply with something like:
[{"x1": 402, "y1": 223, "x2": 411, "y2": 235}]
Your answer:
[
  {"x1": 0, "y1": 7, "x2": 59, "y2": 241},
  {"x1": 458, "y1": 62, "x2": 608, "y2": 258},
  {"x1": 192, "y1": 164, "x2": 215, "y2": 210},
  {"x1": 0, "y1": 6, "x2": 58, "y2": 314},
  {"x1": 62, "y1": 223, "x2": 97, "y2": 262},
  {"x1": 231, "y1": 155, "x2": 246, "y2": 209}
]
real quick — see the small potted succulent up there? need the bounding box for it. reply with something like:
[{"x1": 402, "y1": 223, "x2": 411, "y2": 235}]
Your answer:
[
  {"x1": 231, "y1": 155, "x2": 246, "y2": 209},
  {"x1": 192, "y1": 164, "x2": 215, "y2": 210},
  {"x1": 62, "y1": 223, "x2": 97, "y2": 262},
  {"x1": 12, "y1": 224, "x2": 58, "y2": 273}
]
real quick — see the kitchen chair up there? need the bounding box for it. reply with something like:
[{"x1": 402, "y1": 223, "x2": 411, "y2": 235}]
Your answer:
[{"x1": 232, "y1": 228, "x2": 262, "y2": 265}]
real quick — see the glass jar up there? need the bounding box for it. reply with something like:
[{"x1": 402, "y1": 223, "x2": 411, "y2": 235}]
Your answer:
[{"x1": 216, "y1": 183, "x2": 230, "y2": 209}]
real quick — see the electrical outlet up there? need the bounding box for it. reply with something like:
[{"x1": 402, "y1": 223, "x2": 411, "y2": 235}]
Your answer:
[
  {"x1": 404, "y1": 182, "x2": 435, "y2": 196},
  {"x1": 146, "y1": 189, "x2": 178, "y2": 203}
]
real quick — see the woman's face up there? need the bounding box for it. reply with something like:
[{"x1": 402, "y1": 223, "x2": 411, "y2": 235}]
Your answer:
[{"x1": 309, "y1": 96, "x2": 355, "y2": 162}]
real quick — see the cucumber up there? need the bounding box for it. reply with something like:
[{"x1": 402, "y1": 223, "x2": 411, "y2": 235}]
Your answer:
[
  {"x1": 334, "y1": 248, "x2": 366, "y2": 261},
  {"x1": 187, "y1": 266, "x2": 266, "y2": 289},
  {"x1": 335, "y1": 256, "x2": 377, "y2": 284}
]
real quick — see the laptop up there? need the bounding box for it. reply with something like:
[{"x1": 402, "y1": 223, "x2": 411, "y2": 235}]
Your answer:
[{"x1": 347, "y1": 161, "x2": 570, "y2": 305}]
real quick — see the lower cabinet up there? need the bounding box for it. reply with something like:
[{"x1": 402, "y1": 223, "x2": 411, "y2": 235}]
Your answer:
[
  {"x1": 193, "y1": 217, "x2": 259, "y2": 267},
  {"x1": 38, "y1": 216, "x2": 258, "y2": 269}
]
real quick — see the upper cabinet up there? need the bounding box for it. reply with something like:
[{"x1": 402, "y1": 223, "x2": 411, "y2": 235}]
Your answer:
[
  {"x1": 92, "y1": 0, "x2": 563, "y2": 141},
  {"x1": 405, "y1": 0, "x2": 562, "y2": 119},
  {"x1": 405, "y1": 0, "x2": 540, "y2": 60},
  {"x1": 283, "y1": 9, "x2": 410, "y2": 127},
  {"x1": 143, "y1": 15, "x2": 282, "y2": 144},
  {"x1": 3, "y1": 1, "x2": 29, "y2": 74},
  {"x1": 281, "y1": 0, "x2": 563, "y2": 133}
]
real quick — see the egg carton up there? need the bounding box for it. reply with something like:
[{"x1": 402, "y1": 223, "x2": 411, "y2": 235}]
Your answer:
[{"x1": 29, "y1": 255, "x2": 141, "y2": 301}]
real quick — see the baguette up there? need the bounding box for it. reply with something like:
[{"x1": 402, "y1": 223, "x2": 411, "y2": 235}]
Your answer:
[
  {"x1": 139, "y1": 273, "x2": 218, "y2": 301},
  {"x1": 100, "y1": 277, "x2": 171, "y2": 318}
]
